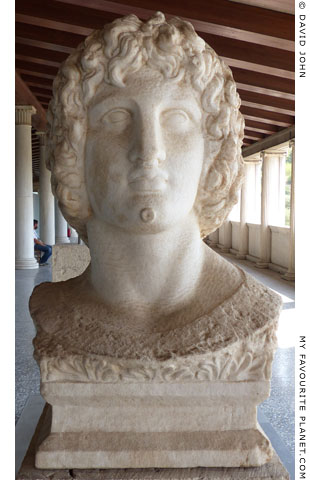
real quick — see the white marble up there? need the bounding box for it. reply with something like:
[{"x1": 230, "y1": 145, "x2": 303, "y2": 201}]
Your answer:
[
  {"x1": 15, "y1": 106, "x2": 38, "y2": 270},
  {"x1": 37, "y1": 132, "x2": 55, "y2": 246},
  {"x1": 282, "y1": 140, "x2": 295, "y2": 281},
  {"x1": 54, "y1": 199, "x2": 69, "y2": 243},
  {"x1": 270, "y1": 226, "x2": 290, "y2": 269},
  {"x1": 30, "y1": 12, "x2": 282, "y2": 469}
]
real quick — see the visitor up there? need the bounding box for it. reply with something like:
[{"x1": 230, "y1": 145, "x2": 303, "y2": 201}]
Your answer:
[{"x1": 33, "y1": 219, "x2": 52, "y2": 266}]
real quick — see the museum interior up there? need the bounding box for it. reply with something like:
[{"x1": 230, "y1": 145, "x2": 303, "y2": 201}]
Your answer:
[{"x1": 15, "y1": 0, "x2": 295, "y2": 478}]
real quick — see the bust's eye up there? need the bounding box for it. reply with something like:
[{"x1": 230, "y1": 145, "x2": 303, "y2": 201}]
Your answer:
[
  {"x1": 161, "y1": 109, "x2": 190, "y2": 129},
  {"x1": 102, "y1": 108, "x2": 131, "y2": 124}
]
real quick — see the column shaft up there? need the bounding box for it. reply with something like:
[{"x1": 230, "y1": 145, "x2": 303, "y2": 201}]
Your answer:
[
  {"x1": 282, "y1": 140, "x2": 295, "y2": 281},
  {"x1": 237, "y1": 163, "x2": 250, "y2": 259},
  {"x1": 38, "y1": 132, "x2": 55, "y2": 245},
  {"x1": 15, "y1": 106, "x2": 38, "y2": 269},
  {"x1": 208, "y1": 229, "x2": 219, "y2": 247},
  {"x1": 256, "y1": 152, "x2": 272, "y2": 268},
  {"x1": 69, "y1": 226, "x2": 79, "y2": 244},
  {"x1": 219, "y1": 221, "x2": 232, "y2": 253},
  {"x1": 55, "y1": 200, "x2": 70, "y2": 244}
]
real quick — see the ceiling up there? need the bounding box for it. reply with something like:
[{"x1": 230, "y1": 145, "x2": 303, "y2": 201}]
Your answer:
[{"x1": 15, "y1": 0, "x2": 294, "y2": 183}]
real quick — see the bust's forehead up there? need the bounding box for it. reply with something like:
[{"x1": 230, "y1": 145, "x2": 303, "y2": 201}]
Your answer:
[{"x1": 88, "y1": 66, "x2": 202, "y2": 111}]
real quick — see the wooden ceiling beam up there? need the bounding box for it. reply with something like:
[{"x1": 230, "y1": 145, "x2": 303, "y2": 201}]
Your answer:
[
  {"x1": 52, "y1": 0, "x2": 294, "y2": 41},
  {"x1": 243, "y1": 125, "x2": 294, "y2": 157},
  {"x1": 16, "y1": 36, "x2": 75, "y2": 54},
  {"x1": 16, "y1": 19, "x2": 293, "y2": 73},
  {"x1": 24, "y1": 81, "x2": 53, "y2": 91},
  {"x1": 200, "y1": 33, "x2": 293, "y2": 72},
  {"x1": 244, "y1": 129, "x2": 265, "y2": 139},
  {"x1": 236, "y1": 83, "x2": 294, "y2": 101},
  {"x1": 243, "y1": 139, "x2": 255, "y2": 145},
  {"x1": 16, "y1": 22, "x2": 85, "y2": 48},
  {"x1": 241, "y1": 100, "x2": 294, "y2": 116},
  {"x1": 16, "y1": 13, "x2": 93, "y2": 36},
  {"x1": 16, "y1": 53, "x2": 61, "y2": 69},
  {"x1": 29, "y1": 89, "x2": 52, "y2": 99},
  {"x1": 17, "y1": 68, "x2": 55, "y2": 80},
  {"x1": 16, "y1": 0, "x2": 119, "y2": 33},
  {"x1": 230, "y1": 67, "x2": 294, "y2": 94},
  {"x1": 15, "y1": 71, "x2": 46, "y2": 130},
  {"x1": 240, "y1": 105, "x2": 294, "y2": 124},
  {"x1": 245, "y1": 119, "x2": 280, "y2": 132},
  {"x1": 223, "y1": 57, "x2": 294, "y2": 80},
  {"x1": 244, "y1": 135, "x2": 264, "y2": 142},
  {"x1": 238, "y1": 89, "x2": 294, "y2": 111},
  {"x1": 16, "y1": 60, "x2": 58, "y2": 77},
  {"x1": 36, "y1": 95, "x2": 51, "y2": 105},
  {"x1": 245, "y1": 125, "x2": 279, "y2": 135},
  {"x1": 242, "y1": 114, "x2": 290, "y2": 128},
  {"x1": 16, "y1": 43, "x2": 68, "y2": 64},
  {"x1": 19, "y1": 74, "x2": 53, "y2": 88}
]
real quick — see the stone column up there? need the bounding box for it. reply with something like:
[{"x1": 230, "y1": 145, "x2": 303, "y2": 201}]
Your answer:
[
  {"x1": 282, "y1": 140, "x2": 295, "y2": 281},
  {"x1": 218, "y1": 221, "x2": 232, "y2": 253},
  {"x1": 236, "y1": 162, "x2": 250, "y2": 259},
  {"x1": 278, "y1": 153, "x2": 286, "y2": 226},
  {"x1": 15, "y1": 105, "x2": 38, "y2": 269},
  {"x1": 55, "y1": 200, "x2": 69, "y2": 244},
  {"x1": 37, "y1": 132, "x2": 55, "y2": 246},
  {"x1": 70, "y1": 226, "x2": 79, "y2": 244},
  {"x1": 208, "y1": 229, "x2": 219, "y2": 247},
  {"x1": 256, "y1": 151, "x2": 272, "y2": 268}
]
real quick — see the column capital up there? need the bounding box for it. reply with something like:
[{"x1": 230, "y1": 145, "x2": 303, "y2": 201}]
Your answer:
[
  {"x1": 36, "y1": 131, "x2": 47, "y2": 146},
  {"x1": 289, "y1": 139, "x2": 295, "y2": 148},
  {"x1": 15, "y1": 105, "x2": 36, "y2": 126}
]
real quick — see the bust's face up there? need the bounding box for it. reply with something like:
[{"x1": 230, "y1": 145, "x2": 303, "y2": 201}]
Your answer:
[{"x1": 85, "y1": 68, "x2": 205, "y2": 234}]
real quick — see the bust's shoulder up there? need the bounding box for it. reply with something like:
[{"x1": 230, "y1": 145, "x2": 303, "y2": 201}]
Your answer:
[{"x1": 29, "y1": 274, "x2": 85, "y2": 333}]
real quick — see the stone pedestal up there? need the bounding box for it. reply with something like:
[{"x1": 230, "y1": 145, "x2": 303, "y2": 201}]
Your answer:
[
  {"x1": 30, "y1": 266, "x2": 282, "y2": 471},
  {"x1": 36, "y1": 381, "x2": 272, "y2": 469},
  {"x1": 15, "y1": 106, "x2": 38, "y2": 270},
  {"x1": 17, "y1": 404, "x2": 289, "y2": 479}
]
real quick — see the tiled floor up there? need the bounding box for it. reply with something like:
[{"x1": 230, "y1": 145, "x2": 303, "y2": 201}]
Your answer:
[
  {"x1": 15, "y1": 265, "x2": 51, "y2": 424},
  {"x1": 15, "y1": 253, "x2": 295, "y2": 478}
]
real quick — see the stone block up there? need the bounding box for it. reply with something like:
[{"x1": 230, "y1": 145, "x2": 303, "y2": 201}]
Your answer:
[
  {"x1": 17, "y1": 405, "x2": 289, "y2": 480},
  {"x1": 52, "y1": 244, "x2": 90, "y2": 282},
  {"x1": 36, "y1": 382, "x2": 272, "y2": 469}
]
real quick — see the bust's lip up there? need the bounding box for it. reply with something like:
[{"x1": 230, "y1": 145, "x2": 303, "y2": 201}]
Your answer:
[
  {"x1": 129, "y1": 176, "x2": 167, "y2": 192},
  {"x1": 128, "y1": 169, "x2": 168, "y2": 191}
]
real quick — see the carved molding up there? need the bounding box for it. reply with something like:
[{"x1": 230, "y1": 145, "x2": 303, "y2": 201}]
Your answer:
[
  {"x1": 39, "y1": 334, "x2": 275, "y2": 384},
  {"x1": 36, "y1": 131, "x2": 47, "y2": 147},
  {"x1": 15, "y1": 105, "x2": 36, "y2": 126}
]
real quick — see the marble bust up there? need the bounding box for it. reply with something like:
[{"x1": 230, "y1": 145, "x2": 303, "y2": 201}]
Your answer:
[{"x1": 30, "y1": 12, "x2": 282, "y2": 469}]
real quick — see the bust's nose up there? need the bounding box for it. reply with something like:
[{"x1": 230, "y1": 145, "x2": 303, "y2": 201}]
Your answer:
[{"x1": 128, "y1": 114, "x2": 166, "y2": 167}]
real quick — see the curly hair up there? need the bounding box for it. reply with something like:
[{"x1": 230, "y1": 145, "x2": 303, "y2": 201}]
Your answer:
[{"x1": 46, "y1": 12, "x2": 244, "y2": 243}]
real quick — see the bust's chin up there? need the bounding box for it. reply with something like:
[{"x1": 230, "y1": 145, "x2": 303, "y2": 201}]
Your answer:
[{"x1": 94, "y1": 201, "x2": 198, "y2": 235}]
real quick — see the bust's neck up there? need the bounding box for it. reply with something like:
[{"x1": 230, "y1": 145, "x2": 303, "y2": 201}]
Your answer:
[{"x1": 86, "y1": 212, "x2": 205, "y2": 316}]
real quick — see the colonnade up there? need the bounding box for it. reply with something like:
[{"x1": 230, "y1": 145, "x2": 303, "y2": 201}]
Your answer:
[
  {"x1": 208, "y1": 142, "x2": 295, "y2": 281},
  {"x1": 15, "y1": 105, "x2": 70, "y2": 270}
]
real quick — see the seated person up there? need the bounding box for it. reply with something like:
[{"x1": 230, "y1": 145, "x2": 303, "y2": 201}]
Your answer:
[{"x1": 33, "y1": 219, "x2": 52, "y2": 265}]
